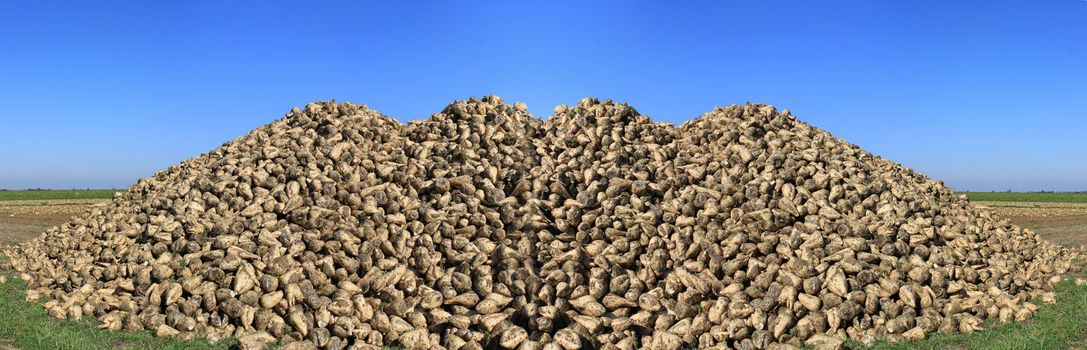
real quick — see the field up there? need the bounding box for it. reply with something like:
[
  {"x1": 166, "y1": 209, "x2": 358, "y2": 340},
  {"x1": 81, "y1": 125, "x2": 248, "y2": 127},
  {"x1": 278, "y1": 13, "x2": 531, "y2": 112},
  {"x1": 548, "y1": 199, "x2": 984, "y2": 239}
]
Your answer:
[
  {"x1": 0, "y1": 199, "x2": 109, "y2": 246},
  {"x1": 965, "y1": 193, "x2": 1087, "y2": 248},
  {"x1": 0, "y1": 190, "x2": 119, "y2": 201},
  {"x1": 0, "y1": 190, "x2": 1085, "y2": 349},
  {"x1": 961, "y1": 192, "x2": 1087, "y2": 204}
]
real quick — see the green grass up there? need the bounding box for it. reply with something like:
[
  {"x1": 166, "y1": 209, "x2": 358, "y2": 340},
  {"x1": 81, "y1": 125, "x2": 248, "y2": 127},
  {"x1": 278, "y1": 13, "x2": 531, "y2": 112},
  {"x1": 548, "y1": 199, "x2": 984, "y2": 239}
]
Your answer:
[
  {"x1": 961, "y1": 192, "x2": 1087, "y2": 204},
  {"x1": 0, "y1": 190, "x2": 121, "y2": 201},
  {"x1": 848, "y1": 270, "x2": 1087, "y2": 350},
  {"x1": 0, "y1": 271, "x2": 235, "y2": 350}
]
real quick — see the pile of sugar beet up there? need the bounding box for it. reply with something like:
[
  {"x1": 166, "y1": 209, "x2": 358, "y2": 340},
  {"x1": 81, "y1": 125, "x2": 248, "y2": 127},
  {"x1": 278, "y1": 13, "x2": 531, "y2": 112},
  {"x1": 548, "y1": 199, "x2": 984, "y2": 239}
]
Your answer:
[{"x1": 2, "y1": 96, "x2": 1080, "y2": 350}]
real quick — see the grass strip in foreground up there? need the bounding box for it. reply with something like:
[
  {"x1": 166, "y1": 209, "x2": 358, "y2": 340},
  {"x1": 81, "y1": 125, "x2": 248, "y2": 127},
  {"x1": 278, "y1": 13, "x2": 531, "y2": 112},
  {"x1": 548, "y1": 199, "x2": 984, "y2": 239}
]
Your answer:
[
  {"x1": 0, "y1": 271, "x2": 235, "y2": 350},
  {"x1": 848, "y1": 269, "x2": 1087, "y2": 350}
]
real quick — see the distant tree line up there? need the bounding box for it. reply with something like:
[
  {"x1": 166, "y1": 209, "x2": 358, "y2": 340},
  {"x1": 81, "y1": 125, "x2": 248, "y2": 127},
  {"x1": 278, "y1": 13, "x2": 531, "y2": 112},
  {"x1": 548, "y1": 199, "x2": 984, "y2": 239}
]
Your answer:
[
  {"x1": 984, "y1": 190, "x2": 1087, "y2": 193},
  {"x1": 0, "y1": 188, "x2": 103, "y2": 192}
]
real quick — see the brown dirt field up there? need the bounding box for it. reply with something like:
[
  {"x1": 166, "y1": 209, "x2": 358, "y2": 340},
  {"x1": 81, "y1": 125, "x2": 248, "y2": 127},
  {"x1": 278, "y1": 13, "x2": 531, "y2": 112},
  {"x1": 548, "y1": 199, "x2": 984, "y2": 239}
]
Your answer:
[
  {"x1": 973, "y1": 201, "x2": 1087, "y2": 248},
  {"x1": 0, "y1": 199, "x2": 107, "y2": 247},
  {"x1": 0, "y1": 222, "x2": 52, "y2": 247},
  {"x1": 0, "y1": 199, "x2": 106, "y2": 218},
  {"x1": 972, "y1": 200, "x2": 1087, "y2": 218}
]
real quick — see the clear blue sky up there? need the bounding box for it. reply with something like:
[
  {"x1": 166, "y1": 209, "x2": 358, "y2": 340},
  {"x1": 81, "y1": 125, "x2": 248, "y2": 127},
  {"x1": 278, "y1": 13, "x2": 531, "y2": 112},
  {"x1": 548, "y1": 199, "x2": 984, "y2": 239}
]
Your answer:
[{"x1": 1, "y1": 1, "x2": 1085, "y2": 191}]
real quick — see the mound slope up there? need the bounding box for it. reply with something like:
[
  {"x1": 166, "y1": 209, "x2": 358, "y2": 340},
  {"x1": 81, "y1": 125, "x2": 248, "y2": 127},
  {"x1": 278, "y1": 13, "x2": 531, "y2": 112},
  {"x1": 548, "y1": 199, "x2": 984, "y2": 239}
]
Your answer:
[{"x1": 3, "y1": 97, "x2": 1078, "y2": 350}]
